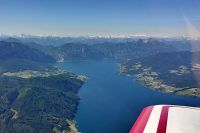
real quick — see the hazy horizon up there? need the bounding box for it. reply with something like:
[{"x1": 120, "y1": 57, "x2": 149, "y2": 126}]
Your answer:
[{"x1": 0, "y1": 0, "x2": 200, "y2": 37}]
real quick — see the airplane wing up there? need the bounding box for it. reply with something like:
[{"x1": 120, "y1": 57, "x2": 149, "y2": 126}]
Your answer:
[{"x1": 130, "y1": 105, "x2": 200, "y2": 133}]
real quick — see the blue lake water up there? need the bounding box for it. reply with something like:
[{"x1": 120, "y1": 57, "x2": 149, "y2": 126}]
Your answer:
[{"x1": 58, "y1": 59, "x2": 200, "y2": 133}]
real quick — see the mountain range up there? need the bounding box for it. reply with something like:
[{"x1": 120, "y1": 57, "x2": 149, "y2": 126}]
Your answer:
[{"x1": 1, "y1": 36, "x2": 200, "y2": 132}]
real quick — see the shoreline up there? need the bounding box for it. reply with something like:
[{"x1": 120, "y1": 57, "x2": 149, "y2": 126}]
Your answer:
[{"x1": 119, "y1": 64, "x2": 200, "y2": 98}]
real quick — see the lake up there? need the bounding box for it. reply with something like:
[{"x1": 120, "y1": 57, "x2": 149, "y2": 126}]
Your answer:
[{"x1": 58, "y1": 59, "x2": 200, "y2": 133}]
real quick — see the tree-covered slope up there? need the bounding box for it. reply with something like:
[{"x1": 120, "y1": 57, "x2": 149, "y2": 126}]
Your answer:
[
  {"x1": 0, "y1": 70, "x2": 85, "y2": 133},
  {"x1": 120, "y1": 51, "x2": 200, "y2": 97}
]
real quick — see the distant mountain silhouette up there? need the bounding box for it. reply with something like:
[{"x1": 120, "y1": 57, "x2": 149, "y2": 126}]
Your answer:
[{"x1": 0, "y1": 41, "x2": 56, "y2": 73}]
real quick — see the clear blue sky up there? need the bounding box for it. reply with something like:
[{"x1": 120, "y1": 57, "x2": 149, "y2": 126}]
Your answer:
[{"x1": 0, "y1": 0, "x2": 200, "y2": 37}]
